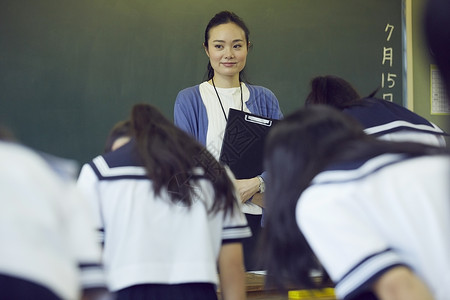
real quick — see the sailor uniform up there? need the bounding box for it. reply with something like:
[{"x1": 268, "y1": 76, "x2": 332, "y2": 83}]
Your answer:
[
  {"x1": 342, "y1": 98, "x2": 447, "y2": 146},
  {"x1": 297, "y1": 153, "x2": 450, "y2": 300},
  {"x1": 0, "y1": 141, "x2": 104, "y2": 300},
  {"x1": 77, "y1": 141, "x2": 251, "y2": 294}
]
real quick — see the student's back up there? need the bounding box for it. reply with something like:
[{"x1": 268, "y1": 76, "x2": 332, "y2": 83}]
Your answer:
[
  {"x1": 341, "y1": 97, "x2": 447, "y2": 146},
  {"x1": 77, "y1": 104, "x2": 250, "y2": 300},
  {"x1": 0, "y1": 141, "x2": 105, "y2": 300},
  {"x1": 78, "y1": 141, "x2": 247, "y2": 290},
  {"x1": 305, "y1": 75, "x2": 447, "y2": 146}
]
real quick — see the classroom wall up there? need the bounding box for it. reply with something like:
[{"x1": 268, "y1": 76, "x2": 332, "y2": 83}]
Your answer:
[
  {"x1": 2, "y1": 0, "x2": 443, "y2": 166},
  {"x1": 409, "y1": 0, "x2": 450, "y2": 133}
]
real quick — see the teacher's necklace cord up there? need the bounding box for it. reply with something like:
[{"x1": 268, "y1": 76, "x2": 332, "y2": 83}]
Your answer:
[{"x1": 211, "y1": 78, "x2": 243, "y2": 122}]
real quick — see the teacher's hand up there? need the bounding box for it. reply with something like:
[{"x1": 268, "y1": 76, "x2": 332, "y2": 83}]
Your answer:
[{"x1": 235, "y1": 177, "x2": 260, "y2": 203}]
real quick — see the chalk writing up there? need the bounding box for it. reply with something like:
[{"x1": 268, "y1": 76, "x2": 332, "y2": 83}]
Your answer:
[{"x1": 381, "y1": 24, "x2": 397, "y2": 101}]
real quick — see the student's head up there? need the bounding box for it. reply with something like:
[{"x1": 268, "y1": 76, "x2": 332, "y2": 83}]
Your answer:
[
  {"x1": 104, "y1": 120, "x2": 132, "y2": 153},
  {"x1": 203, "y1": 11, "x2": 250, "y2": 82},
  {"x1": 424, "y1": 0, "x2": 450, "y2": 93},
  {"x1": 305, "y1": 75, "x2": 361, "y2": 109}
]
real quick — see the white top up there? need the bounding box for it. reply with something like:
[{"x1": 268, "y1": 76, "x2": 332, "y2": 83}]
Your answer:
[
  {"x1": 0, "y1": 141, "x2": 104, "y2": 300},
  {"x1": 199, "y1": 81, "x2": 250, "y2": 160},
  {"x1": 199, "y1": 81, "x2": 262, "y2": 215},
  {"x1": 296, "y1": 154, "x2": 450, "y2": 300},
  {"x1": 77, "y1": 153, "x2": 251, "y2": 292}
]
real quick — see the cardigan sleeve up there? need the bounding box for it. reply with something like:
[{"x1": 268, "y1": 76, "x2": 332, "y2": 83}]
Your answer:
[
  {"x1": 174, "y1": 86, "x2": 208, "y2": 146},
  {"x1": 246, "y1": 85, "x2": 283, "y2": 121}
]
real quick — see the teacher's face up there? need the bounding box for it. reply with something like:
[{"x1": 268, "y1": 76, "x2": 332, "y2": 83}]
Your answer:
[{"x1": 205, "y1": 22, "x2": 248, "y2": 81}]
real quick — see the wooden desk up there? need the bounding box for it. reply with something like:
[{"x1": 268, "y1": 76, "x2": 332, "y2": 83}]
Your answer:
[{"x1": 218, "y1": 272, "x2": 336, "y2": 300}]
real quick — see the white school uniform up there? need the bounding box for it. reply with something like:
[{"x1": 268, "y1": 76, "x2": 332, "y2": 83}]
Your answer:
[
  {"x1": 77, "y1": 141, "x2": 251, "y2": 292},
  {"x1": 0, "y1": 141, "x2": 104, "y2": 300},
  {"x1": 296, "y1": 154, "x2": 450, "y2": 300}
]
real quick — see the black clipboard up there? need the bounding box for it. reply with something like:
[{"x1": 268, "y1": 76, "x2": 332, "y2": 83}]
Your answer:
[{"x1": 219, "y1": 109, "x2": 278, "y2": 179}]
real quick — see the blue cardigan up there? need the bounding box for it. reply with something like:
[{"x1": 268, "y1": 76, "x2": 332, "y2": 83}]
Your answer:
[{"x1": 174, "y1": 84, "x2": 283, "y2": 146}]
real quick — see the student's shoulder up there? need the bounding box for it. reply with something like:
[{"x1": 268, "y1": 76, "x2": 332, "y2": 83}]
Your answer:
[
  {"x1": 359, "y1": 97, "x2": 410, "y2": 112},
  {"x1": 84, "y1": 141, "x2": 147, "y2": 181},
  {"x1": 0, "y1": 141, "x2": 39, "y2": 162},
  {"x1": 0, "y1": 141, "x2": 58, "y2": 177}
]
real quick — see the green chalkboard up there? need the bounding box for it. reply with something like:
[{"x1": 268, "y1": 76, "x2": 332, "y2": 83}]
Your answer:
[{"x1": 0, "y1": 0, "x2": 404, "y2": 165}]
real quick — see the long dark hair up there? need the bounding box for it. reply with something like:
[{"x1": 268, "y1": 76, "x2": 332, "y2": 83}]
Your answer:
[
  {"x1": 305, "y1": 75, "x2": 381, "y2": 109},
  {"x1": 131, "y1": 103, "x2": 236, "y2": 215},
  {"x1": 203, "y1": 11, "x2": 250, "y2": 82},
  {"x1": 262, "y1": 105, "x2": 448, "y2": 290}
]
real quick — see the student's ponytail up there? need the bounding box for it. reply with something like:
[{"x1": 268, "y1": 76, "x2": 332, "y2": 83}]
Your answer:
[{"x1": 131, "y1": 103, "x2": 236, "y2": 216}]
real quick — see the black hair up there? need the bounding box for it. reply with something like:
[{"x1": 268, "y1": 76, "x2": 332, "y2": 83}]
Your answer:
[
  {"x1": 103, "y1": 120, "x2": 132, "y2": 153},
  {"x1": 305, "y1": 75, "x2": 362, "y2": 108},
  {"x1": 131, "y1": 103, "x2": 236, "y2": 216},
  {"x1": 304, "y1": 75, "x2": 383, "y2": 110},
  {"x1": 261, "y1": 105, "x2": 448, "y2": 290},
  {"x1": 203, "y1": 11, "x2": 251, "y2": 82}
]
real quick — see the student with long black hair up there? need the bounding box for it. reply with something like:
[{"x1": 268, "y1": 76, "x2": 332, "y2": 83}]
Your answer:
[
  {"x1": 262, "y1": 105, "x2": 450, "y2": 300},
  {"x1": 77, "y1": 103, "x2": 251, "y2": 300}
]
